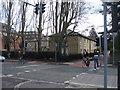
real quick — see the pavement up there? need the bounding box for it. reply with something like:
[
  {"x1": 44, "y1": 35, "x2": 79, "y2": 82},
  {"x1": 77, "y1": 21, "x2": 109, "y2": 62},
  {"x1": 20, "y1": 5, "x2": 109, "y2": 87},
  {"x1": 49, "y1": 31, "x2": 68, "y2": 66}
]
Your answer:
[
  {"x1": 5, "y1": 59, "x2": 118, "y2": 89},
  {"x1": 66, "y1": 67, "x2": 118, "y2": 88},
  {"x1": 65, "y1": 61, "x2": 118, "y2": 89}
]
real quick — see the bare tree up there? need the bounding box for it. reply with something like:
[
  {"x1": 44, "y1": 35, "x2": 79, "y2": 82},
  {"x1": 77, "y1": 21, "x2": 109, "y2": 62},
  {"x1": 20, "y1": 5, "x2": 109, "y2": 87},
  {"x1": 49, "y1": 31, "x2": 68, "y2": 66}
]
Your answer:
[
  {"x1": 18, "y1": 2, "x2": 28, "y2": 53},
  {"x1": 49, "y1": 0, "x2": 87, "y2": 55},
  {"x1": 2, "y1": 0, "x2": 30, "y2": 52},
  {"x1": 2, "y1": 1, "x2": 13, "y2": 51},
  {"x1": 1, "y1": 0, "x2": 22, "y2": 51}
]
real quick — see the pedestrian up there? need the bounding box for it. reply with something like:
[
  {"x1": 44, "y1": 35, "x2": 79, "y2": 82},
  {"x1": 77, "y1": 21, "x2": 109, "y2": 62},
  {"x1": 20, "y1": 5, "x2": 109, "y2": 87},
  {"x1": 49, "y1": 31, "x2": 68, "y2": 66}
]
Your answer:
[
  {"x1": 82, "y1": 49, "x2": 88, "y2": 67},
  {"x1": 93, "y1": 49, "x2": 99, "y2": 70},
  {"x1": 18, "y1": 50, "x2": 25, "y2": 64},
  {"x1": 7, "y1": 52, "x2": 11, "y2": 59}
]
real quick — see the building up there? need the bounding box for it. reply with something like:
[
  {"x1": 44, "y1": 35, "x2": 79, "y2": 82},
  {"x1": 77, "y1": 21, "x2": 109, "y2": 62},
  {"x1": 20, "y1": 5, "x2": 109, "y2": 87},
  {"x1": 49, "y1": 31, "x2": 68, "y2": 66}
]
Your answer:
[
  {"x1": 0, "y1": 22, "x2": 7, "y2": 52},
  {"x1": 49, "y1": 30, "x2": 96, "y2": 55},
  {"x1": 19, "y1": 31, "x2": 49, "y2": 52},
  {"x1": 0, "y1": 22, "x2": 49, "y2": 52}
]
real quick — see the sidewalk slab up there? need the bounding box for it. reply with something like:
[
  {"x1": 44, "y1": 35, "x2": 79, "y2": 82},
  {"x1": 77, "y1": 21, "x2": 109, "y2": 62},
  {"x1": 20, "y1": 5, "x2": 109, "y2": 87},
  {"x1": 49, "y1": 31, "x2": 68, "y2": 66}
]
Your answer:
[
  {"x1": 68, "y1": 67, "x2": 118, "y2": 88},
  {"x1": 69, "y1": 73, "x2": 117, "y2": 88}
]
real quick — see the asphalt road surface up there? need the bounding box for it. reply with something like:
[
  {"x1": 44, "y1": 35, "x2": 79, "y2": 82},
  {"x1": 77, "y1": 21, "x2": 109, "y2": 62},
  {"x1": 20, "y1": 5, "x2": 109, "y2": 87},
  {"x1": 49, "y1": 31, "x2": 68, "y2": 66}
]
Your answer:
[{"x1": 1, "y1": 60, "x2": 89, "y2": 89}]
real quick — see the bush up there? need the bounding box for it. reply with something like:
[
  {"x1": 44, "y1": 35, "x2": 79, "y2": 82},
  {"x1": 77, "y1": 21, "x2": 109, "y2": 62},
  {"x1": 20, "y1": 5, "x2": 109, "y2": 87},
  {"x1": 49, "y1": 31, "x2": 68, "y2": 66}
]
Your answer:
[
  {"x1": 2, "y1": 51, "x2": 18, "y2": 59},
  {"x1": 2, "y1": 51, "x2": 83, "y2": 62}
]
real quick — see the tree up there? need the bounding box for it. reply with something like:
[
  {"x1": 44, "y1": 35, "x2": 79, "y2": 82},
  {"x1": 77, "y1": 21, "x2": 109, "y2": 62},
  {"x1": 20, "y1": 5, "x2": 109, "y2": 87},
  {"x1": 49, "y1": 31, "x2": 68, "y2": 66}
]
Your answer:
[
  {"x1": 88, "y1": 27, "x2": 98, "y2": 40},
  {"x1": 20, "y1": 2, "x2": 28, "y2": 53},
  {"x1": 49, "y1": 0, "x2": 87, "y2": 55},
  {"x1": 2, "y1": 1, "x2": 13, "y2": 51},
  {"x1": 1, "y1": 0, "x2": 22, "y2": 51}
]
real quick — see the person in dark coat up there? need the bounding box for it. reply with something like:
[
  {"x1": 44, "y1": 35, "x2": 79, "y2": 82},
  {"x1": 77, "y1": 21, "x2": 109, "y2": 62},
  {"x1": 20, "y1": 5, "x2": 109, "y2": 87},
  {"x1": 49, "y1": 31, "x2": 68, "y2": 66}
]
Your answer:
[{"x1": 82, "y1": 49, "x2": 89, "y2": 67}]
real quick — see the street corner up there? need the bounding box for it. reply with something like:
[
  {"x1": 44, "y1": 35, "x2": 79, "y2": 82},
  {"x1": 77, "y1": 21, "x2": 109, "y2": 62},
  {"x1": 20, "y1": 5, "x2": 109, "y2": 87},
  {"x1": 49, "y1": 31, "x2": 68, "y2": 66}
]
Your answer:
[
  {"x1": 64, "y1": 69, "x2": 118, "y2": 89},
  {"x1": 65, "y1": 82, "x2": 99, "y2": 88}
]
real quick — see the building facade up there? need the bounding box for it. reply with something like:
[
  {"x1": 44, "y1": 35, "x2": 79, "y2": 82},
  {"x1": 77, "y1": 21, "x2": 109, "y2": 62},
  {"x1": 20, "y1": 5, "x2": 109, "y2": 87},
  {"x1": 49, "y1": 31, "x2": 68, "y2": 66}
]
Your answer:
[
  {"x1": 49, "y1": 31, "x2": 96, "y2": 55},
  {"x1": 0, "y1": 22, "x2": 7, "y2": 51},
  {"x1": 0, "y1": 22, "x2": 49, "y2": 52}
]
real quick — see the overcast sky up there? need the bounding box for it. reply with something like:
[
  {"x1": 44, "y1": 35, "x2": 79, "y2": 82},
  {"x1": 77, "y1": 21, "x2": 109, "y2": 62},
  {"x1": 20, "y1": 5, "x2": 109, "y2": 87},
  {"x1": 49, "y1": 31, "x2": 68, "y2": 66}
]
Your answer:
[
  {"x1": 0, "y1": 0, "x2": 112, "y2": 36},
  {"x1": 74, "y1": 0, "x2": 112, "y2": 36}
]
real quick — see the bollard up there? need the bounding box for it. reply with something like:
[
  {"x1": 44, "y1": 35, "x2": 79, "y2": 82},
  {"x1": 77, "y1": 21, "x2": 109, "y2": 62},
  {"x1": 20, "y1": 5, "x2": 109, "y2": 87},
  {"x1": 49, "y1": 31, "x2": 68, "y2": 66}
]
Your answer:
[{"x1": 118, "y1": 61, "x2": 120, "y2": 89}]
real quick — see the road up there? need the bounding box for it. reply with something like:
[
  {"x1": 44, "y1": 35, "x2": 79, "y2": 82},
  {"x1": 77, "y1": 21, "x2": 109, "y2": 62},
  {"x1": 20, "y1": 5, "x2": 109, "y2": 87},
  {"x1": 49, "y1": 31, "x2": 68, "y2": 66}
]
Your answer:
[
  {"x1": 1, "y1": 60, "x2": 89, "y2": 89},
  {"x1": 0, "y1": 60, "x2": 118, "y2": 89}
]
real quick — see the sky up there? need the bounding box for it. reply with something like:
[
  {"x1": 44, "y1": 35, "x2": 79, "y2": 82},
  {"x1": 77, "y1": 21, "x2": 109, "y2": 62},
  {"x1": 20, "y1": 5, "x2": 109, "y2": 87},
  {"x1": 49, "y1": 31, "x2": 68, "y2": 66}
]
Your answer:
[
  {"x1": 73, "y1": 0, "x2": 112, "y2": 36},
  {"x1": 0, "y1": 0, "x2": 112, "y2": 36}
]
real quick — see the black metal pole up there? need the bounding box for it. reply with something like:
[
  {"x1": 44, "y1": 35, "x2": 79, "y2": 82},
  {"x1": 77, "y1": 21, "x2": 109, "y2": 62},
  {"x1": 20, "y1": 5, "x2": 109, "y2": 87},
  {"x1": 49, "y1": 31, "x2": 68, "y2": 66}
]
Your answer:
[{"x1": 118, "y1": 61, "x2": 120, "y2": 89}]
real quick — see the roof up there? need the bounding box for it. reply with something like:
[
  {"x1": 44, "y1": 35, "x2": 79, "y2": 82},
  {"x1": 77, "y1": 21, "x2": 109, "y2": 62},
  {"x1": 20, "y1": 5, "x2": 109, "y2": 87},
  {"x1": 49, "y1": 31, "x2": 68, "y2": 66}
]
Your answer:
[{"x1": 49, "y1": 30, "x2": 96, "y2": 42}]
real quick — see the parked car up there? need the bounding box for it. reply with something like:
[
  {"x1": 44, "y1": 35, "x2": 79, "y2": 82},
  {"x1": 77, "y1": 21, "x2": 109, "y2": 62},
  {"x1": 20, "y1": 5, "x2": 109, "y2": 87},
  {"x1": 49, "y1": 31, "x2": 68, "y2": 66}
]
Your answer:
[{"x1": 0, "y1": 55, "x2": 6, "y2": 62}]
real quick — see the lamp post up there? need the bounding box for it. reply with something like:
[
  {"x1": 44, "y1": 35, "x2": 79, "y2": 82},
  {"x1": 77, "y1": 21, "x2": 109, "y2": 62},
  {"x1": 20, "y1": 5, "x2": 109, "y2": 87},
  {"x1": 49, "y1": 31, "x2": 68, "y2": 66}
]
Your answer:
[{"x1": 103, "y1": 2, "x2": 108, "y2": 88}]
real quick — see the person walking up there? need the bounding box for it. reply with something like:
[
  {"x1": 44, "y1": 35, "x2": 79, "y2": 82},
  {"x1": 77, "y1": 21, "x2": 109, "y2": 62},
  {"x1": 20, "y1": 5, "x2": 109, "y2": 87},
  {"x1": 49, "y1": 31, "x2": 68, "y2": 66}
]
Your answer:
[
  {"x1": 18, "y1": 50, "x2": 26, "y2": 64},
  {"x1": 93, "y1": 49, "x2": 99, "y2": 70},
  {"x1": 7, "y1": 52, "x2": 11, "y2": 59},
  {"x1": 82, "y1": 49, "x2": 88, "y2": 67}
]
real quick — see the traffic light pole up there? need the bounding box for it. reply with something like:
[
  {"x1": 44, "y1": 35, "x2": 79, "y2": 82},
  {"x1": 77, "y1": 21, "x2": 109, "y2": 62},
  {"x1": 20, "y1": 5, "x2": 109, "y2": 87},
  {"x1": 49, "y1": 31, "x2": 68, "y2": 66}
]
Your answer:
[
  {"x1": 99, "y1": 35, "x2": 102, "y2": 66},
  {"x1": 112, "y1": 32, "x2": 115, "y2": 65},
  {"x1": 103, "y1": 2, "x2": 108, "y2": 88}
]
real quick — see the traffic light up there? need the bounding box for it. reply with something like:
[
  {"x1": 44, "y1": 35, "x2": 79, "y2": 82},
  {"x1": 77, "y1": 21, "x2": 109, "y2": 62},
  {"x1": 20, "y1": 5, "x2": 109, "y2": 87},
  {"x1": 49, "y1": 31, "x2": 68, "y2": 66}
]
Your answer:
[
  {"x1": 34, "y1": 4, "x2": 39, "y2": 14},
  {"x1": 96, "y1": 37, "x2": 99, "y2": 46},
  {"x1": 42, "y1": 3, "x2": 46, "y2": 13},
  {"x1": 111, "y1": 2, "x2": 120, "y2": 32}
]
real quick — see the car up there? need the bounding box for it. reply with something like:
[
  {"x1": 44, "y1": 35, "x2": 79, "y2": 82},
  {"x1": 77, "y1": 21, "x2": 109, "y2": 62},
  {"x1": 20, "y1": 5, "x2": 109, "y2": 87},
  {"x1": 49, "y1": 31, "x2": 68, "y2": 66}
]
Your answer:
[{"x1": 0, "y1": 55, "x2": 6, "y2": 62}]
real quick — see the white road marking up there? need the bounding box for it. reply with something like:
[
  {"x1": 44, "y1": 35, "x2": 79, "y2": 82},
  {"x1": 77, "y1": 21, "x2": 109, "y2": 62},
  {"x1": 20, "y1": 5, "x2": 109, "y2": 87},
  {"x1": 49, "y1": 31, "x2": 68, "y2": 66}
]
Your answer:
[
  {"x1": 17, "y1": 72, "x2": 24, "y2": 75},
  {"x1": 65, "y1": 72, "x2": 89, "y2": 88},
  {"x1": 0, "y1": 74, "x2": 13, "y2": 78},
  {"x1": 31, "y1": 67, "x2": 55, "y2": 72},
  {"x1": 10, "y1": 76, "x2": 65, "y2": 86},
  {"x1": 64, "y1": 81, "x2": 70, "y2": 84},
  {"x1": 16, "y1": 65, "x2": 39, "y2": 68},
  {"x1": 14, "y1": 80, "x2": 32, "y2": 89},
  {"x1": 76, "y1": 75, "x2": 79, "y2": 77},
  {"x1": 6, "y1": 74, "x2": 14, "y2": 77},
  {"x1": 25, "y1": 71, "x2": 30, "y2": 73},
  {"x1": 72, "y1": 77, "x2": 75, "y2": 79}
]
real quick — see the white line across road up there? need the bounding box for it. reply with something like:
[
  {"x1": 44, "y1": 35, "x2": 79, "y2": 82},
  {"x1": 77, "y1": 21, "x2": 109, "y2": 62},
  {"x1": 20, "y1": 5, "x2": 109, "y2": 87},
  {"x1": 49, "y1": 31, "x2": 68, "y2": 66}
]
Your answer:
[
  {"x1": 16, "y1": 65, "x2": 40, "y2": 68},
  {"x1": 0, "y1": 74, "x2": 14, "y2": 78}
]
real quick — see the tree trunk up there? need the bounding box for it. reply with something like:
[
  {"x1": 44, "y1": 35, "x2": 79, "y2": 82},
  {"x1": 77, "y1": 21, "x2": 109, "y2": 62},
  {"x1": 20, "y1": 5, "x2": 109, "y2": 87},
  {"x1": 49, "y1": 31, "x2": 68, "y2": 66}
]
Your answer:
[
  {"x1": 6, "y1": 1, "x2": 12, "y2": 51},
  {"x1": 38, "y1": 12, "x2": 42, "y2": 52}
]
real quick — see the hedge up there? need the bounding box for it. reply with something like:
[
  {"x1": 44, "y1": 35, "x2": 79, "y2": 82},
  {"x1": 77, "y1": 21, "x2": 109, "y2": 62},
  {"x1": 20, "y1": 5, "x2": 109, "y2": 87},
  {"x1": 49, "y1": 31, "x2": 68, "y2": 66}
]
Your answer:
[{"x1": 2, "y1": 51, "x2": 84, "y2": 62}]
